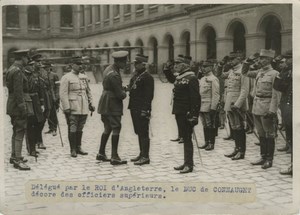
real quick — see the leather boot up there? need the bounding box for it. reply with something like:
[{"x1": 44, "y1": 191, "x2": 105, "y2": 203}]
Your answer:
[
  {"x1": 76, "y1": 131, "x2": 88, "y2": 155},
  {"x1": 199, "y1": 128, "x2": 209, "y2": 149},
  {"x1": 131, "y1": 135, "x2": 142, "y2": 162},
  {"x1": 225, "y1": 130, "x2": 238, "y2": 157},
  {"x1": 262, "y1": 138, "x2": 274, "y2": 169},
  {"x1": 110, "y1": 135, "x2": 127, "y2": 165},
  {"x1": 134, "y1": 157, "x2": 150, "y2": 165},
  {"x1": 174, "y1": 164, "x2": 185, "y2": 170},
  {"x1": 280, "y1": 165, "x2": 292, "y2": 175},
  {"x1": 277, "y1": 143, "x2": 290, "y2": 152},
  {"x1": 13, "y1": 158, "x2": 30, "y2": 171},
  {"x1": 180, "y1": 166, "x2": 193, "y2": 174},
  {"x1": 251, "y1": 137, "x2": 266, "y2": 165},
  {"x1": 96, "y1": 133, "x2": 110, "y2": 161},
  {"x1": 37, "y1": 142, "x2": 46, "y2": 150},
  {"x1": 205, "y1": 128, "x2": 215, "y2": 151},
  {"x1": 232, "y1": 130, "x2": 246, "y2": 160},
  {"x1": 69, "y1": 132, "x2": 77, "y2": 158}
]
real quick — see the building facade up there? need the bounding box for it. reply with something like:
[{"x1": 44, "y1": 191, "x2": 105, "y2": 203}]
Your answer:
[{"x1": 2, "y1": 4, "x2": 292, "y2": 72}]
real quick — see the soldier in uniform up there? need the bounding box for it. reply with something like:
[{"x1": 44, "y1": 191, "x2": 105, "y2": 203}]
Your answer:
[
  {"x1": 273, "y1": 50, "x2": 293, "y2": 175},
  {"x1": 97, "y1": 51, "x2": 128, "y2": 165},
  {"x1": 6, "y1": 50, "x2": 32, "y2": 170},
  {"x1": 247, "y1": 49, "x2": 281, "y2": 169},
  {"x1": 223, "y1": 52, "x2": 250, "y2": 160},
  {"x1": 60, "y1": 57, "x2": 94, "y2": 158},
  {"x1": 127, "y1": 54, "x2": 154, "y2": 165},
  {"x1": 24, "y1": 61, "x2": 45, "y2": 158},
  {"x1": 44, "y1": 61, "x2": 60, "y2": 136},
  {"x1": 198, "y1": 60, "x2": 220, "y2": 151},
  {"x1": 164, "y1": 55, "x2": 200, "y2": 174}
]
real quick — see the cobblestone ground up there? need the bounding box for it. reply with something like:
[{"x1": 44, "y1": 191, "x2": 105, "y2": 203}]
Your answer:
[{"x1": 2, "y1": 78, "x2": 294, "y2": 215}]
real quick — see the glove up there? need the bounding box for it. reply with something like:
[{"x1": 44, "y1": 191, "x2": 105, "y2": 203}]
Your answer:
[
  {"x1": 230, "y1": 103, "x2": 239, "y2": 111},
  {"x1": 89, "y1": 104, "x2": 95, "y2": 112},
  {"x1": 141, "y1": 110, "x2": 151, "y2": 119},
  {"x1": 41, "y1": 105, "x2": 45, "y2": 113},
  {"x1": 64, "y1": 109, "x2": 71, "y2": 116},
  {"x1": 187, "y1": 112, "x2": 198, "y2": 126},
  {"x1": 264, "y1": 111, "x2": 276, "y2": 119}
]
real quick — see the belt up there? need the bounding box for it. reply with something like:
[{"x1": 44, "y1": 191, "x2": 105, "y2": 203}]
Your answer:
[{"x1": 256, "y1": 95, "x2": 272, "y2": 98}]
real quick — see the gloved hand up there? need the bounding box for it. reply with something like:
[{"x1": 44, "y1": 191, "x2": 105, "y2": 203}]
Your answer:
[
  {"x1": 264, "y1": 111, "x2": 276, "y2": 119},
  {"x1": 89, "y1": 104, "x2": 95, "y2": 112},
  {"x1": 187, "y1": 112, "x2": 198, "y2": 126},
  {"x1": 230, "y1": 103, "x2": 239, "y2": 111},
  {"x1": 64, "y1": 109, "x2": 71, "y2": 116},
  {"x1": 41, "y1": 105, "x2": 45, "y2": 113},
  {"x1": 141, "y1": 110, "x2": 151, "y2": 119}
]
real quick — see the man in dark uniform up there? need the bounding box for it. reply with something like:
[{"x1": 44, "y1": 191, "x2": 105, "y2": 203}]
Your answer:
[
  {"x1": 198, "y1": 60, "x2": 220, "y2": 151},
  {"x1": 273, "y1": 50, "x2": 293, "y2": 175},
  {"x1": 6, "y1": 50, "x2": 32, "y2": 170},
  {"x1": 164, "y1": 55, "x2": 200, "y2": 173},
  {"x1": 24, "y1": 61, "x2": 45, "y2": 158},
  {"x1": 44, "y1": 61, "x2": 60, "y2": 136},
  {"x1": 60, "y1": 57, "x2": 94, "y2": 158},
  {"x1": 247, "y1": 49, "x2": 281, "y2": 169},
  {"x1": 127, "y1": 54, "x2": 154, "y2": 165},
  {"x1": 97, "y1": 51, "x2": 128, "y2": 165}
]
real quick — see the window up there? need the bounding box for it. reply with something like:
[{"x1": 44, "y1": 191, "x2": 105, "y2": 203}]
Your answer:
[
  {"x1": 96, "y1": 6, "x2": 101, "y2": 22},
  {"x1": 60, "y1": 5, "x2": 73, "y2": 27},
  {"x1": 46, "y1": 6, "x2": 51, "y2": 28},
  {"x1": 136, "y1": 5, "x2": 143, "y2": 10},
  {"x1": 28, "y1": 6, "x2": 40, "y2": 29},
  {"x1": 6, "y1": 5, "x2": 19, "y2": 28},
  {"x1": 104, "y1": 5, "x2": 110, "y2": 20},
  {"x1": 113, "y1": 5, "x2": 120, "y2": 17},
  {"x1": 88, "y1": 5, "x2": 92, "y2": 24},
  {"x1": 124, "y1": 5, "x2": 131, "y2": 14},
  {"x1": 80, "y1": 5, "x2": 85, "y2": 27}
]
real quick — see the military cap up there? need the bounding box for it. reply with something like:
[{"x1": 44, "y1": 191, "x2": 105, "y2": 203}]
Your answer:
[
  {"x1": 249, "y1": 52, "x2": 260, "y2": 61},
  {"x1": 282, "y1": 50, "x2": 292, "y2": 58},
  {"x1": 260, "y1": 49, "x2": 275, "y2": 58},
  {"x1": 112, "y1": 51, "x2": 128, "y2": 60},
  {"x1": 13, "y1": 49, "x2": 29, "y2": 57},
  {"x1": 28, "y1": 60, "x2": 35, "y2": 65},
  {"x1": 185, "y1": 56, "x2": 192, "y2": 64},
  {"x1": 72, "y1": 56, "x2": 83, "y2": 65},
  {"x1": 202, "y1": 60, "x2": 215, "y2": 67},
  {"x1": 24, "y1": 65, "x2": 34, "y2": 73},
  {"x1": 175, "y1": 55, "x2": 188, "y2": 64},
  {"x1": 134, "y1": 54, "x2": 148, "y2": 64},
  {"x1": 31, "y1": 53, "x2": 43, "y2": 62},
  {"x1": 43, "y1": 61, "x2": 54, "y2": 68},
  {"x1": 229, "y1": 51, "x2": 244, "y2": 59}
]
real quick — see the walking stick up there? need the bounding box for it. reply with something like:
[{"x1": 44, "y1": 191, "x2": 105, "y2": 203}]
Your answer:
[
  {"x1": 192, "y1": 128, "x2": 203, "y2": 166},
  {"x1": 47, "y1": 110, "x2": 64, "y2": 147}
]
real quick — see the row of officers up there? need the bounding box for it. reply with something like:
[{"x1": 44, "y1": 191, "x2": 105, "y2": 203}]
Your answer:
[{"x1": 6, "y1": 48, "x2": 292, "y2": 175}]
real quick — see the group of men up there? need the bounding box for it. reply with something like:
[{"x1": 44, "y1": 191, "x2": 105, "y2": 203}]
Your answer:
[
  {"x1": 6, "y1": 47, "x2": 292, "y2": 176},
  {"x1": 6, "y1": 49, "x2": 59, "y2": 170}
]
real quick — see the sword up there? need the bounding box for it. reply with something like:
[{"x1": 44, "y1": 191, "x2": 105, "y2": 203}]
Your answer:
[
  {"x1": 244, "y1": 111, "x2": 260, "y2": 140},
  {"x1": 192, "y1": 128, "x2": 203, "y2": 166}
]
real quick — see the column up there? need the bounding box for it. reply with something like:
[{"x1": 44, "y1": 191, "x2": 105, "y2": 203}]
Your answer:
[
  {"x1": 157, "y1": 45, "x2": 168, "y2": 71},
  {"x1": 144, "y1": 5, "x2": 149, "y2": 18},
  {"x1": 245, "y1": 33, "x2": 265, "y2": 56},
  {"x1": 281, "y1": 30, "x2": 292, "y2": 53},
  {"x1": 100, "y1": 5, "x2": 105, "y2": 28},
  {"x1": 120, "y1": 5, "x2": 124, "y2": 23},
  {"x1": 49, "y1": 5, "x2": 60, "y2": 35},
  {"x1": 19, "y1": 6, "x2": 28, "y2": 34},
  {"x1": 40, "y1": 6, "x2": 48, "y2": 35},
  {"x1": 92, "y1": 5, "x2": 96, "y2": 31},
  {"x1": 216, "y1": 37, "x2": 233, "y2": 60},
  {"x1": 109, "y1": 5, "x2": 114, "y2": 26},
  {"x1": 131, "y1": 5, "x2": 136, "y2": 21},
  {"x1": 73, "y1": 5, "x2": 81, "y2": 35},
  {"x1": 84, "y1": 6, "x2": 89, "y2": 30}
]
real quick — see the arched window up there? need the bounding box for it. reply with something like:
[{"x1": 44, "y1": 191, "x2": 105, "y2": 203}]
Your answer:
[
  {"x1": 28, "y1": 6, "x2": 40, "y2": 29},
  {"x1": 181, "y1": 31, "x2": 190, "y2": 57},
  {"x1": 168, "y1": 36, "x2": 174, "y2": 60},
  {"x1": 6, "y1": 5, "x2": 19, "y2": 28},
  {"x1": 233, "y1": 23, "x2": 246, "y2": 52},
  {"x1": 206, "y1": 27, "x2": 216, "y2": 59},
  {"x1": 61, "y1": 5, "x2": 73, "y2": 27},
  {"x1": 264, "y1": 16, "x2": 282, "y2": 55}
]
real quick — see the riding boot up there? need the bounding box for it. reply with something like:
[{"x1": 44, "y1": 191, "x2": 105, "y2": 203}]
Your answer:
[
  {"x1": 131, "y1": 135, "x2": 142, "y2": 162},
  {"x1": 76, "y1": 131, "x2": 88, "y2": 155},
  {"x1": 262, "y1": 138, "x2": 275, "y2": 169},
  {"x1": 69, "y1": 132, "x2": 77, "y2": 158},
  {"x1": 205, "y1": 128, "x2": 215, "y2": 151},
  {"x1": 232, "y1": 129, "x2": 245, "y2": 160},
  {"x1": 111, "y1": 135, "x2": 127, "y2": 165},
  {"x1": 224, "y1": 130, "x2": 238, "y2": 158},
  {"x1": 96, "y1": 133, "x2": 110, "y2": 161},
  {"x1": 251, "y1": 137, "x2": 266, "y2": 165},
  {"x1": 199, "y1": 128, "x2": 209, "y2": 149}
]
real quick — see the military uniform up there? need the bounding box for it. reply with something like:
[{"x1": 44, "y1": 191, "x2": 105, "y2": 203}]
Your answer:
[
  {"x1": 128, "y1": 54, "x2": 154, "y2": 165},
  {"x1": 164, "y1": 55, "x2": 200, "y2": 173},
  {"x1": 198, "y1": 61, "x2": 220, "y2": 151},
  {"x1": 223, "y1": 62, "x2": 250, "y2": 160},
  {"x1": 97, "y1": 51, "x2": 128, "y2": 165},
  {"x1": 6, "y1": 52, "x2": 33, "y2": 170},
  {"x1": 249, "y1": 49, "x2": 281, "y2": 169},
  {"x1": 60, "y1": 59, "x2": 93, "y2": 157}
]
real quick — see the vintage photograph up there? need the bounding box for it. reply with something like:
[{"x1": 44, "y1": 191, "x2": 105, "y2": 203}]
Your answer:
[{"x1": 1, "y1": 2, "x2": 297, "y2": 215}]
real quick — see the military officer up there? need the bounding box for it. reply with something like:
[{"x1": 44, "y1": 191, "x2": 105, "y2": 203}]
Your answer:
[
  {"x1": 223, "y1": 52, "x2": 250, "y2": 160},
  {"x1": 97, "y1": 51, "x2": 128, "y2": 165},
  {"x1": 273, "y1": 50, "x2": 293, "y2": 175},
  {"x1": 44, "y1": 61, "x2": 60, "y2": 136},
  {"x1": 6, "y1": 50, "x2": 33, "y2": 170},
  {"x1": 60, "y1": 56, "x2": 94, "y2": 158},
  {"x1": 127, "y1": 54, "x2": 154, "y2": 165},
  {"x1": 164, "y1": 55, "x2": 200, "y2": 174},
  {"x1": 247, "y1": 49, "x2": 281, "y2": 169},
  {"x1": 198, "y1": 60, "x2": 220, "y2": 151}
]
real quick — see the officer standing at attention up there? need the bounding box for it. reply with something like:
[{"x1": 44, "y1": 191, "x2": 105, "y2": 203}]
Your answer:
[
  {"x1": 97, "y1": 51, "x2": 128, "y2": 165},
  {"x1": 60, "y1": 57, "x2": 94, "y2": 158},
  {"x1": 198, "y1": 60, "x2": 220, "y2": 151},
  {"x1": 273, "y1": 50, "x2": 293, "y2": 175},
  {"x1": 164, "y1": 55, "x2": 200, "y2": 174},
  {"x1": 223, "y1": 52, "x2": 250, "y2": 160},
  {"x1": 6, "y1": 50, "x2": 32, "y2": 170},
  {"x1": 247, "y1": 49, "x2": 281, "y2": 169},
  {"x1": 127, "y1": 54, "x2": 154, "y2": 165}
]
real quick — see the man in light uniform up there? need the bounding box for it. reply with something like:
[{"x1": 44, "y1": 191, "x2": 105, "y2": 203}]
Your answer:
[{"x1": 198, "y1": 60, "x2": 220, "y2": 151}]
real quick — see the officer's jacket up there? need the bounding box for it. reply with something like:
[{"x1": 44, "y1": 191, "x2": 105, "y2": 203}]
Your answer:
[
  {"x1": 199, "y1": 73, "x2": 220, "y2": 112},
  {"x1": 128, "y1": 68, "x2": 154, "y2": 112},
  {"x1": 97, "y1": 64, "x2": 126, "y2": 115},
  {"x1": 164, "y1": 68, "x2": 200, "y2": 117},
  {"x1": 26, "y1": 73, "x2": 45, "y2": 122},
  {"x1": 251, "y1": 65, "x2": 281, "y2": 115},
  {"x1": 224, "y1": 64, "x2": 249, "y2": 111},
  {"x1": 273, "y1": 68, "x2": 292, "y2": 106},
  {"x1": 6, "y1": 62, "x2": 34, "y2": 117},
  {"x1": 60, "y1": 70, "x2": 93, "y2": 115},
  {"x1": 46, "y1": 71, "x2": 60, "y2": 103}
]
